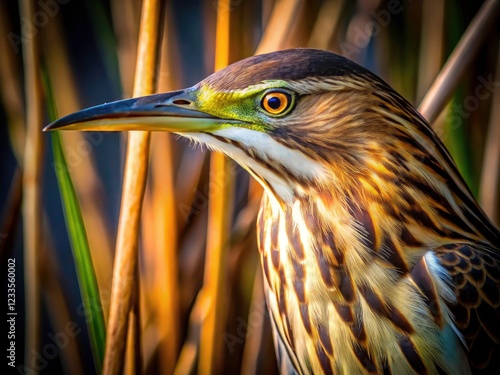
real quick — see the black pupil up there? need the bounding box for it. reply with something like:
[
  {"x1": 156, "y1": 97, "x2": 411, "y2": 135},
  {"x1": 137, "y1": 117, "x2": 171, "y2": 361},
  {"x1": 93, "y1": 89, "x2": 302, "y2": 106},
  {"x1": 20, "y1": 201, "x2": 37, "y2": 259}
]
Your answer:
[{"x1": 267, "y1": 96, "x2": 282, "y2": 110}]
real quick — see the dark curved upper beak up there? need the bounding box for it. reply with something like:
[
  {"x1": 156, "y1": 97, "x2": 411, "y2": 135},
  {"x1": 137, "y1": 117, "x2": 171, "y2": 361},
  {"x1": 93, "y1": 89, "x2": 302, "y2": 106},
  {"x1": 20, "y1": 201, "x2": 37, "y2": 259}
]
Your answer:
[{"x1": 43, "y1": 89, "x2": 241, "y2": 132}]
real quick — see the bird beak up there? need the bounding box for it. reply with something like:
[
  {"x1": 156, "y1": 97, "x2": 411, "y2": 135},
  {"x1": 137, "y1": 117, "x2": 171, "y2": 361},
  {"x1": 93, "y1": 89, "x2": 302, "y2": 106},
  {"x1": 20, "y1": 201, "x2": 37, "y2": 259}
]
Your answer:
[{"x1": 43, "y1": 89, "x2": 241, "y2": 132}]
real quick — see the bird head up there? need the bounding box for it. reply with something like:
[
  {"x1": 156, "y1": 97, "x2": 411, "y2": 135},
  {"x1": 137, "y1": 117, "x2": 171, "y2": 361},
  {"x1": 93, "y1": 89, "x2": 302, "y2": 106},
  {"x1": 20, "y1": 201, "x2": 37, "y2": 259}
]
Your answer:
[{"x1": 43, "y1": 49, "x2": 445, "y2": 204}]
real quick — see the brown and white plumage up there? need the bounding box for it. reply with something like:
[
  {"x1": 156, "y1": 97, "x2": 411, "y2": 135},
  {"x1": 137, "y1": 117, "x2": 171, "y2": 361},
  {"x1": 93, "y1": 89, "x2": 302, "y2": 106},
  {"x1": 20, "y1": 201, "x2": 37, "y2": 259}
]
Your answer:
[
  {"x1": 241, "y1": 50, "x2": 500, "y2": 375},
  {"x1": 45, "y1": 48, "x2": 500, "y2": 374}
]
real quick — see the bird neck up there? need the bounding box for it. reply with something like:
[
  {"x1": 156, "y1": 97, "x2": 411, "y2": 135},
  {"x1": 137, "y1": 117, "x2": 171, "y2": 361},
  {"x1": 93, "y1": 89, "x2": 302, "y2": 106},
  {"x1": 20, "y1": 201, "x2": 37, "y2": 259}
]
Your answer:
[
  {"x1": 257, "y1": 183, "x2": 473, "y2": 375},
  {"x1": 258, "y1": 177, "x2": 423, "y2": 282},
  {"x1": 257, "y1": 138, "x2": 498, "y2": 281}
]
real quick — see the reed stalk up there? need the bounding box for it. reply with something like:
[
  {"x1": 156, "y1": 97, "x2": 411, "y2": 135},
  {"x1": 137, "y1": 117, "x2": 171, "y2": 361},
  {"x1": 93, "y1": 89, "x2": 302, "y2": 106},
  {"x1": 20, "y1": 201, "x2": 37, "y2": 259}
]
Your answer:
[
  {"x1": 102, "y1": 0, "x2": 164, "y2": 373},
  {"x1": 20, "y1": 0, "x2": 44, "y2": 371}
]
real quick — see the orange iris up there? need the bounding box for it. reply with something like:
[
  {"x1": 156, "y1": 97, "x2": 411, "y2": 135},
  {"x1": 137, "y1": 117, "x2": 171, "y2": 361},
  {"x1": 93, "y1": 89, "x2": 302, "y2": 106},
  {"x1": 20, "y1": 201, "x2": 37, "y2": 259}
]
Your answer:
[{"x1": 262, "y1": 91, "x2": 290, "y2": 115}]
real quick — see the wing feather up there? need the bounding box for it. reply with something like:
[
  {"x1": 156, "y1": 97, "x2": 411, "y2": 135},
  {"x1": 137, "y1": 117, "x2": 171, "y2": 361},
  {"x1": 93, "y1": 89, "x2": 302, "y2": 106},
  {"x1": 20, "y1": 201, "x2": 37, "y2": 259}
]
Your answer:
[{"x1": 435, "y1": 243, "x2": 500, "y2": 373}]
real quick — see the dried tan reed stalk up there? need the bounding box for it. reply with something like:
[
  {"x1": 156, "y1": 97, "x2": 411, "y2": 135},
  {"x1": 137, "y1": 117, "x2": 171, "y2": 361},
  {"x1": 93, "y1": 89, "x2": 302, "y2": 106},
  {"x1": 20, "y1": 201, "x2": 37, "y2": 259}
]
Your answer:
[
  {"x1": 20, "y1": 0, "x2": 44, "y2": 371},
  {"x1": 198, "y1": 1, "x2": 234, "y2": 373},
  {"x1": 103, "y1": 0, "x2": 164, "y2": 373},
  {"x1": 418, "y1": 0, "x2": 500, "y2": 123}
]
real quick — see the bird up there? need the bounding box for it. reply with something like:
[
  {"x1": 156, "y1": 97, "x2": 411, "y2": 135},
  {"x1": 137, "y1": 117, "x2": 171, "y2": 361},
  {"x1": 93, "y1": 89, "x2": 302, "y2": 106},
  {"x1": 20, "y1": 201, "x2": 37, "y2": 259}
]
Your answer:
[{"x1": 45, "y1": 48, "x2": 500, "y2": 374}]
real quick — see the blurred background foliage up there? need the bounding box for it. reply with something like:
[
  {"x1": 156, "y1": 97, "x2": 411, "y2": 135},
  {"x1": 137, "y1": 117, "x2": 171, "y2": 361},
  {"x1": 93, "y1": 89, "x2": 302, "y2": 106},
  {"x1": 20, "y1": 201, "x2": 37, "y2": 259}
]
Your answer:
[{"x1": 0, "y1": 0, "x2": 499, "y2": 374}]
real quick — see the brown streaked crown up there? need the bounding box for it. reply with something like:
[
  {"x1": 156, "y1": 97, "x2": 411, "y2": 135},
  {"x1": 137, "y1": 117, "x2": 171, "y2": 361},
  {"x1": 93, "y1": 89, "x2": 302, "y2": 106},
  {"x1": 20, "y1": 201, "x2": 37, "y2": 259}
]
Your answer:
[{"x1": 202, "y1": 48, "x2": 387, "y2": 91}]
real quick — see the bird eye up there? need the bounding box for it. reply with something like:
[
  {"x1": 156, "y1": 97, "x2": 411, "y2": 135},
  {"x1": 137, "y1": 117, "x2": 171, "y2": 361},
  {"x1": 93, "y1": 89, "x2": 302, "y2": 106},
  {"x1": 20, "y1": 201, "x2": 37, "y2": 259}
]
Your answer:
[{"x1": 261, "y1": 91, "x2": 293, "y2": 116}]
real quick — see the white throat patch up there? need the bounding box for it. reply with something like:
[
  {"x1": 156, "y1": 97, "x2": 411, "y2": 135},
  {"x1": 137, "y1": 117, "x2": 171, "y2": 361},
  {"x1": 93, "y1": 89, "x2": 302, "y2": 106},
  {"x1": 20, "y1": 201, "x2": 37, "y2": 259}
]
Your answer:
[{"x1": 180, "y1": 127, "x2": 327, "y2": 203}]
